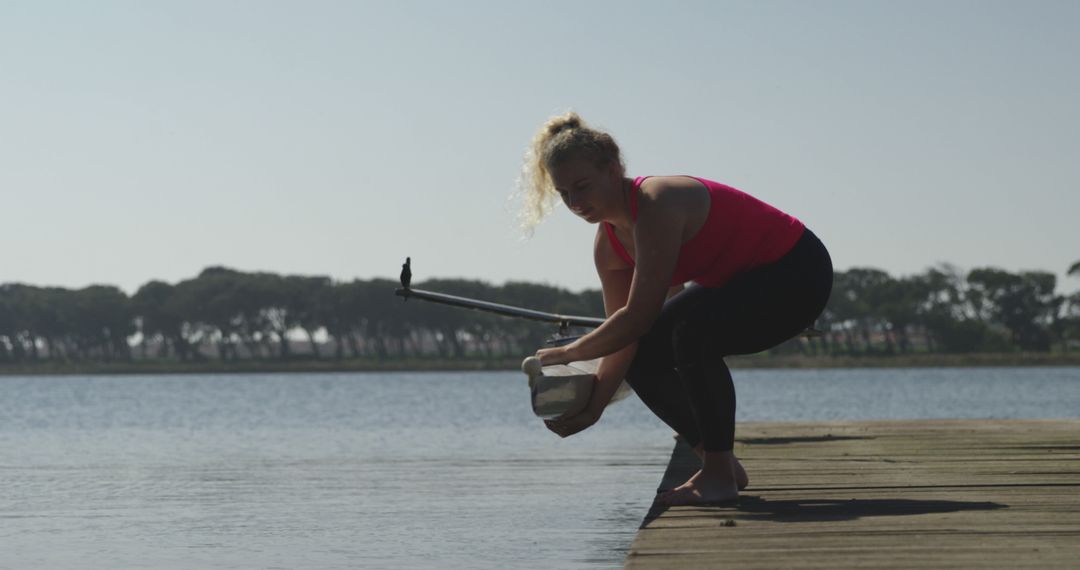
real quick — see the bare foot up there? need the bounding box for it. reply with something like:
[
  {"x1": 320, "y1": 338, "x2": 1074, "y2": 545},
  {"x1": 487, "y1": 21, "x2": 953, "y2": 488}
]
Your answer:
[
  {"x1": 690, "y1": 443, "x2": 749, "y2": 491},
  {"x1": 659, "y1": 468, "x2": 739, "y2": 506},
  {"x1": 659, "y1": 449, "x2": 741, "y2": 506}
]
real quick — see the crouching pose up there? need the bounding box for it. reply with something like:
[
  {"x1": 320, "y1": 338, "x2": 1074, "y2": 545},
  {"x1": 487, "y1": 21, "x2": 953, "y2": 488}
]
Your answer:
[{"x1": 526, "y1": 112, "x2": 833, "y2": 505}]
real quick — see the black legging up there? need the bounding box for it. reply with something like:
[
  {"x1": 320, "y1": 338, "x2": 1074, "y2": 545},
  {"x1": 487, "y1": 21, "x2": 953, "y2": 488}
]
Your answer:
[{"x1": 624, "y1": 228, "x2": 833, "y2": 452}]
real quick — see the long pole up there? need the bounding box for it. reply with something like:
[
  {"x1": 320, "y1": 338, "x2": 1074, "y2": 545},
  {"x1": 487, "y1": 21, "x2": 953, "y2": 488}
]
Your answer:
[
  {"x1": 393, "y1": 258, "x2": 822, "y2": 337},
  {"x1": 394, "y1": 287, "x2": 604, "y2": 330}
]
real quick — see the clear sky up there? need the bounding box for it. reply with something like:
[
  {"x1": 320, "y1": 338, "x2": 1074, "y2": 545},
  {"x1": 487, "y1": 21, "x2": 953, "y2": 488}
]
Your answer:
[{"x1": 3, "y1": 1, "x2": 1079, "y2": 295}]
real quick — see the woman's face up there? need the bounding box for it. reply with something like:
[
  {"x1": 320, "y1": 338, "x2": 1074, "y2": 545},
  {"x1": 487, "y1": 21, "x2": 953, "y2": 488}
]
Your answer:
[{"x1": 549, "y1": 157, "x2": 621, "y2": 224}]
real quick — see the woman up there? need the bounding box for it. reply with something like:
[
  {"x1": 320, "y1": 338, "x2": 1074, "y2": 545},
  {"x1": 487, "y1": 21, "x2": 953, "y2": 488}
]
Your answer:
[{"x1": 525, "y1": 112, "x2": 833, "y2": 506}]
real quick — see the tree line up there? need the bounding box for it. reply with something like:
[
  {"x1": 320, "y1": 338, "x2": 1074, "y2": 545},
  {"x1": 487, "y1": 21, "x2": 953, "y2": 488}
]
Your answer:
[{"x1": 2, "y1": 262, "x2": 1079, "y2": 365}]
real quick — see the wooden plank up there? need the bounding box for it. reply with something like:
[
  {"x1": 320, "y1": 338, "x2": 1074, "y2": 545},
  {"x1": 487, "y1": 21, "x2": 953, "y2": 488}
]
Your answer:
[{"x1": 626, "y1": 420, "x2": 1080, "y2": 569}]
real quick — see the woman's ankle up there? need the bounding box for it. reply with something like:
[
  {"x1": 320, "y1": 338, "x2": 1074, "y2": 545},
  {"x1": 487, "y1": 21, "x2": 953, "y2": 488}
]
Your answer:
[{"x1": 701, "y1": 450, "x2": 737, "y2": 478}]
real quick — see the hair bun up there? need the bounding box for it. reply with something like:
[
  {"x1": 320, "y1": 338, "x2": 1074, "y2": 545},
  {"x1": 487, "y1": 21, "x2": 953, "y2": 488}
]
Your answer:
[{"x1": 546, "y1": 112, "x2": 582, "y2": 135}]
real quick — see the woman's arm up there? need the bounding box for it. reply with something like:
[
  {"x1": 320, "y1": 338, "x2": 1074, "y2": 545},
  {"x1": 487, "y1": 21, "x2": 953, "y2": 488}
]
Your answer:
[
  {"x1": 544, "y1": 222, "x2": 686, "y2": 436},
  {"x1": 539, "y1": 188, "x2": 685, "y2": 365},
  {"x1": 584, "y1": 231, "x2": 637, "y2": 418},
  {"x1": 542, "y1": 219, "x2": 685, "y2": 438},
  {"x1": 543, "y1": 227, "x2": 636, "y2": 437},
  {"x1": 579, "y1": 284, "x2": 684, "y2": 419}
]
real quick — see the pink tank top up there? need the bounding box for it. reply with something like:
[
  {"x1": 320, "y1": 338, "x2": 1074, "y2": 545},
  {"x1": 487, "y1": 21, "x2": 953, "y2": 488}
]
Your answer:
[{"x1": 603, "y1": 176, "x2": 805, "y2": 287}]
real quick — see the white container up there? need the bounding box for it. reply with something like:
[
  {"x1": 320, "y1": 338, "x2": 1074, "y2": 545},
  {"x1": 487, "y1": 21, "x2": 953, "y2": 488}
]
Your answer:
[{"x1": 523, "y1": 358, "x2": 634, "y2": 420}]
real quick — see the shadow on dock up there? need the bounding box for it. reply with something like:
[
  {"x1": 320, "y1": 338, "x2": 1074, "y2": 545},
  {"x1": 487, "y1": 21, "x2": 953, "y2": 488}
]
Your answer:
[
  {"x1": 736, "y1": 434, "x2": 874, "y2": 445},
  {"x1": 643, "y1": 437, "x2": 1004, "y2": 528},
  {"x1": 641, "y1": 496, "x2": 1005, "y2": 528},
  {"x1": 736, "y1": 496, "x2": 1004, "y2": 522}
]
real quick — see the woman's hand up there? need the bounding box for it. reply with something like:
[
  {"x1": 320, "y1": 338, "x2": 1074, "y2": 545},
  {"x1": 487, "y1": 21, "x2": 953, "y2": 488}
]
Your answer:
[
  {"x1": 534, "y1": 345, "x2": 573, "y2": 366},
  {"x1": 544, "y1": 407, "x2": 600, "y2": 438}
]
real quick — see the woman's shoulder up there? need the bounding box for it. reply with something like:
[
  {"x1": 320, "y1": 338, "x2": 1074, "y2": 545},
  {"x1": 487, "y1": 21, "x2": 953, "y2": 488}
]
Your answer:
[{"x1": 637, "y1": 175, "x2": 711, "y2": 209}]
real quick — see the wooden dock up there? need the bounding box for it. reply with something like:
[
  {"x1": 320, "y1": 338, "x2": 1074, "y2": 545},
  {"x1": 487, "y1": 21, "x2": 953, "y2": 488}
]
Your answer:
[{"x1": 625, "y1": 420, "x2": 1080, "y2": 569}]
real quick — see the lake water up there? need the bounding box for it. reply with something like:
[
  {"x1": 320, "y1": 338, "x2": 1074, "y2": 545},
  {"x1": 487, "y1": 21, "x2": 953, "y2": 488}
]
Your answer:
[{"x1": 2, "y1": 367, "x2": 1078, "y2": 569}]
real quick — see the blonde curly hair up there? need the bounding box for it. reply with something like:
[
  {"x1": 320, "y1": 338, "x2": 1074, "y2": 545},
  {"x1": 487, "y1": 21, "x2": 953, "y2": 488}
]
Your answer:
[{"x1": 515, "y1": 111, "x2": 624, "y2": 235}]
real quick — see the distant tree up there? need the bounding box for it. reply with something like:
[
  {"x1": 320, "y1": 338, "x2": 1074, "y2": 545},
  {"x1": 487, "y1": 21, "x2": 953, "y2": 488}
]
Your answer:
[
  {"x1": 822, "y1": 271, "x2": 857, "y2": 354},
  {"x1": 876, "y1": 277, "x2": 926, "y2": 353},
  {"x1": 320, "y1": 282, "x2": 358, "y2": 359},
  {"x1": 0, "y1": 284, "x2": 57, "y2": 361},
  {"x1": 366, "y1": 278, "x2": 410, "y2": 359},
  {"x1": 33, "y1": 287, "x2": 72, "y2": 361},
  {"x1": 416, "y1": 279, "x2": 499, "y2": 357},
  {"x1": 827, "y1": 268, "x2": 893, "y2": 354},
  {"x1": 967, "y1": 268, "x2": 1059, "y2": 351},
  {"x1": 0, "y1": 284, "x2": 22, "y2": 361},
  {"x1": 132, "y1": 281, "x2": 184, "y2": 359},
  {"x1": 13, "y1": 285, "x2": 45, "y2": 361},
  {"x1": 913, "y1": 264, "x2": 1009, "y2": 353},
  {"x1": 1064, "y1": 262, "x2": 1080, "y2": 351},
  {"x1": 578, "y1": 288, "x2": 605, "y2": 318},
  {"x1": 253, "y1": 273, "x2": 292, "y2": 359},
  {"x1": 66, "y1": 285, "x2": 134, "y2": 361},
  {"x1": 283, "y1": 275, "x2": 332, "y2": 358},
  {"x1": 1061, "y1": 291, "x2": 1080, "y2": 352},
  {"x1": 182, "y1": 267, "x2": 253, "y2": 361}
]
